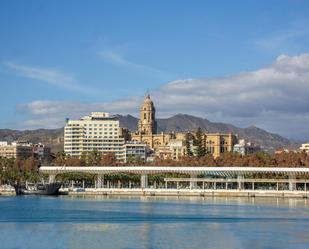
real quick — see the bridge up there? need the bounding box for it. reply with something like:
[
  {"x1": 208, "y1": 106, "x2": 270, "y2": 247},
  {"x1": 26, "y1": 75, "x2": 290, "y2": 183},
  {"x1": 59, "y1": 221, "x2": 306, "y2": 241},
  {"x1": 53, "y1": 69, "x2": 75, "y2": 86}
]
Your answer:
[{"x1": 40, "y1": 166, "x2": 309, "y2": 191}]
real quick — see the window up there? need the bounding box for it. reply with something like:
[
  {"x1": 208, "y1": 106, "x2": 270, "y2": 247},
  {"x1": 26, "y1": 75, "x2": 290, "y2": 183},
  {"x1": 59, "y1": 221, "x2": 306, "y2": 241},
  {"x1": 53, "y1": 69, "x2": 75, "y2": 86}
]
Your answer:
[{"x1": 144, "y1": 113, "x2": 146, "y2": 119}]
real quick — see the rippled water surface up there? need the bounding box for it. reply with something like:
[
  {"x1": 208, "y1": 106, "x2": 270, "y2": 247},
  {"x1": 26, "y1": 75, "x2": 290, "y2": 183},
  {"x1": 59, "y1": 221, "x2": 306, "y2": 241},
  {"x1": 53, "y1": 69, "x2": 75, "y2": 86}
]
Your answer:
[{"x1": 0, "y1": 196, "x2": 309, "y2": 249}]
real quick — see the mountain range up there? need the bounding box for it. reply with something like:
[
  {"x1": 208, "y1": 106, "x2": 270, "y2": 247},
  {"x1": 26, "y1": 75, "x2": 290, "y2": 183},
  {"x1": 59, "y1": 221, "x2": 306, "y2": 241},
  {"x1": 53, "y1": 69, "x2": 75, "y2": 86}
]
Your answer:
[{"x1": 0, "y1": 114, "x2": 300, "y2": 153}]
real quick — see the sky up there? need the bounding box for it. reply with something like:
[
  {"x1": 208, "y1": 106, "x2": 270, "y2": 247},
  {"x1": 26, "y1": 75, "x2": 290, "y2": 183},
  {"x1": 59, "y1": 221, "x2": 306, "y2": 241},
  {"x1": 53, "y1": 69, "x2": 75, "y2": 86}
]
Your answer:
[{"x1": 0, "y1": 0, "x2": 309, "y2": 140}]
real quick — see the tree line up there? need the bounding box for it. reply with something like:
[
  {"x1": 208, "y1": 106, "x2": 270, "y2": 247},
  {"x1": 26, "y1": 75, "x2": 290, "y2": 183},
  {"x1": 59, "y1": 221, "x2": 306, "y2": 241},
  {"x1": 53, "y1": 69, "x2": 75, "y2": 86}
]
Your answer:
[
  {"x1": 50, "y1": 150, "x2": 309, "y2": 167},
  {"x1": 1, "y1": 142, "x2": 309, "y2": 187},
  {"x1": 0, "y1": 156, "x2": 42, "y2": 186}
]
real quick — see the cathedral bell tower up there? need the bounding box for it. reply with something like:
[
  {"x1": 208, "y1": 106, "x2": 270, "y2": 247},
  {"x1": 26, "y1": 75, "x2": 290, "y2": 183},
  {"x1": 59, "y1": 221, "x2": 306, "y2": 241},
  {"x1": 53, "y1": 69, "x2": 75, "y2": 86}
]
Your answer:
[{"x1": 138, "y1": 94, "x2": 157, "y2": 135}]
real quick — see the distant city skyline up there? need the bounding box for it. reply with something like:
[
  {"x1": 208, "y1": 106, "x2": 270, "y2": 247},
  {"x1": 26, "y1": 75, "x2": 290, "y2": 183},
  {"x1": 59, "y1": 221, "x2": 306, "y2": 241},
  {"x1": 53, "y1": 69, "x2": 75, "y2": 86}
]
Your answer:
[{"x1": 1, "y1": 1, "x2": 309, "y2": 140}]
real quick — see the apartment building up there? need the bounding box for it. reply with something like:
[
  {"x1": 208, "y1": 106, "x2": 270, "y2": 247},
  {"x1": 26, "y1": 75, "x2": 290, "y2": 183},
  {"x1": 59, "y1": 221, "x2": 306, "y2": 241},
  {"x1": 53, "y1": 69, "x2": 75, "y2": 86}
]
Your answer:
[
  {"x1": 233, "y1": 139, "x2": 261, "y2": 156},
  {"x1": 124, "y1": 141, "x2": 147, "y2": 163},
  {"x1": 300, "y1": 143, "x2": 309, "y2": 153},
  {"x1": 33, "y1": 143, "x2": 51, "y2": 161},
  {"x1": 0, "y1": 141, "x2": 33, "y2": 159},
  {"x1": 64, "y1": 112, "x2": 125, "y2": 161},
  {"x1": 156, "y1": 139, "x2": 186, "y2": 160}
]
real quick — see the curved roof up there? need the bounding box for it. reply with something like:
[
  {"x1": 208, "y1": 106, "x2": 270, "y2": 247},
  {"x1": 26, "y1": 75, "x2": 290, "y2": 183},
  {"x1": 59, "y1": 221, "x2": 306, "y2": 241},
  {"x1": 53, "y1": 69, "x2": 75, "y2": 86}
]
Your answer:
[
  {"x1": 40, "y1": 166, "x2": 309, "y2": 176},
  {"x1": 142, "y1": 94, "x2": 154, "y2": 106}
]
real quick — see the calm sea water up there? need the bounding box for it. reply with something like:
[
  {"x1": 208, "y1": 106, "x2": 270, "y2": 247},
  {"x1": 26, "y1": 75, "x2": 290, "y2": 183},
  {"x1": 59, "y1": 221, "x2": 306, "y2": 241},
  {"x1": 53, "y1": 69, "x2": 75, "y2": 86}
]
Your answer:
[{"x1": 0, "y1": 196, "x2": 308, "y2": 249}]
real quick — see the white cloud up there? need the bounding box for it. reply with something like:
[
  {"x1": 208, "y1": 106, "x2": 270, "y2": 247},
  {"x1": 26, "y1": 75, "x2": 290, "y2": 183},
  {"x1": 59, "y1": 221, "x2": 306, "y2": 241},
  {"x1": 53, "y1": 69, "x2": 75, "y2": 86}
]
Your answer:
[
  {"x1": 4, "y1": 62, "x2": 95, "y2": 94},
  {"x1": 99, "y1": 49, "x2": 171, "y2": 78},
  {"x1": 254, "y1": 26, "x2": 309, "y2": 51},
  {"x1": 17, "y1": 98, "x2": 141, "y2": 129},
  {"x1": 17, "y1": 53, "x2": 309, "y2": 139}
]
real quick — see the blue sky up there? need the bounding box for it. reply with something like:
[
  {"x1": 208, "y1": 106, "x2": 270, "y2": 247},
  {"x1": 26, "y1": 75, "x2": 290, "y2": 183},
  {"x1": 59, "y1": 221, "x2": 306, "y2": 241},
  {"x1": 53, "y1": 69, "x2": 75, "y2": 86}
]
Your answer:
[{"x1": 1, "y1": 0, "x2": 309, "y2": 140}]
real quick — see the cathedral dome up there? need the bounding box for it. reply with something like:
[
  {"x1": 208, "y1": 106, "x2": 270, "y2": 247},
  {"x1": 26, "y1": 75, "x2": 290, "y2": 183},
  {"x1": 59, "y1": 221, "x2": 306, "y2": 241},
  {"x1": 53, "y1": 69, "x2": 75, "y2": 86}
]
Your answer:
[
  {"x1": 143, "y1": 94, "x2": 154, "y2": 105},
  {"x1": 141, "y1": 95, "x2": 155, "y2": 110}
]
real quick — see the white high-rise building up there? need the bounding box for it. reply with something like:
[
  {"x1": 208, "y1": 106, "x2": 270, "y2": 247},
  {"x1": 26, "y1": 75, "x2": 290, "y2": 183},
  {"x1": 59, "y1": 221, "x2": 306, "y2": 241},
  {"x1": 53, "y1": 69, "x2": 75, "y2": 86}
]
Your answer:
[{"x1": 64, "y1": 112, "x2": 125, "y2": 161}]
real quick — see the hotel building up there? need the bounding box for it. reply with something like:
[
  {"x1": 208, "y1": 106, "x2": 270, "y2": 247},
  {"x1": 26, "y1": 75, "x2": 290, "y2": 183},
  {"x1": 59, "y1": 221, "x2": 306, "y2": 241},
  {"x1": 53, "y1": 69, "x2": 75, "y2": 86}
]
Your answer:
[{"x1": 64, "y1": 112, "x2": 125, "y2": 161}]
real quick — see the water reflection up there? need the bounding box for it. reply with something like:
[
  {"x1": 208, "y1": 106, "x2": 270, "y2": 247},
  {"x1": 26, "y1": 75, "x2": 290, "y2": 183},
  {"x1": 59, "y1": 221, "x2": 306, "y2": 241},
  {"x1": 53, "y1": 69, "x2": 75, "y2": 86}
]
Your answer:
[{"x1": 0, "y1": 196, "x2": 308, "y2": 249}]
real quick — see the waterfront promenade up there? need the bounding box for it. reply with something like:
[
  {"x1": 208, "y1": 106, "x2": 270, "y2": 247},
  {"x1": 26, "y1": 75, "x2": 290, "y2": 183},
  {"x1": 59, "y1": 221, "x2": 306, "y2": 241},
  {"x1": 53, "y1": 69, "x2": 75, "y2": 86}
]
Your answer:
[
  {"x1": 66, "y1": 188, "x2": 309, "y2": 198},
  {"x1": 38, "y1": 166, "x2": 309, "y2": 198}
]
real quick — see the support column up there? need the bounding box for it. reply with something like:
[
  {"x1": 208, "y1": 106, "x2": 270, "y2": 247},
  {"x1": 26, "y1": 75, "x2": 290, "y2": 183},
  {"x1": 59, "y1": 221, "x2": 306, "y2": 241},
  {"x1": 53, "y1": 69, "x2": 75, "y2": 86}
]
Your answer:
[
  {"x1": 82, "y1": 180, "x2": 85, "y2": 189},
  {"x1": 141, "y1": 174, "x2": 148, "y2": 189},
  {"x1": 48, "y1": 174, "x2": 56, "y2": 183},
  {"x1": 96, "y1": 174, "x2": 104, "y2": 189},
  {"x1": 190, "y1": 174, "x2": 198, "y2": 189},
  {"x1": 276, "y1": 182, "x2": 279, "y2": 191},
  {"x1": 176, "y1": 181, "x2": 179, "y2": 190},
  {"x1": 289, "y1": 175, "x2": 296, "y2": 191},
  {"x1": 252, "y1": 182, "x2": 255, "y2": 190},
  {"x1": 237, "y1": 175, "x2": 244, "y2": 190}
]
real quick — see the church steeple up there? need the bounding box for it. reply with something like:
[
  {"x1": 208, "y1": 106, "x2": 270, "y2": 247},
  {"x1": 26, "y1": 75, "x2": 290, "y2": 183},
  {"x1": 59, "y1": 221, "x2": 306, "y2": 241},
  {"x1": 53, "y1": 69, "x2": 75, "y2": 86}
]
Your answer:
[{"x1": 138, "y1": 94, "x2": 157, "y2": 135}]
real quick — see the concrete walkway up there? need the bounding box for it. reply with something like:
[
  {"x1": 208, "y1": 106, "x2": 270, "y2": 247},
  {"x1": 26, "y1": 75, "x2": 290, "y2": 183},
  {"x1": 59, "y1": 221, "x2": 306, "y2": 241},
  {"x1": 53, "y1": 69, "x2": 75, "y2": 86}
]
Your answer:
[{"x1": 67, "y1": 188, "x2": 309, "y2": 198}]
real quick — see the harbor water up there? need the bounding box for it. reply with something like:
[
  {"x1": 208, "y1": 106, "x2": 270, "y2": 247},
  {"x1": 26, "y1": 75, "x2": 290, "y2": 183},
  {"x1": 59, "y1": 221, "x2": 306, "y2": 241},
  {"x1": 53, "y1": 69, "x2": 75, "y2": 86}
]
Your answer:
[{"x1": 0, "y1": 196, "x2": 308, "y2": 249}]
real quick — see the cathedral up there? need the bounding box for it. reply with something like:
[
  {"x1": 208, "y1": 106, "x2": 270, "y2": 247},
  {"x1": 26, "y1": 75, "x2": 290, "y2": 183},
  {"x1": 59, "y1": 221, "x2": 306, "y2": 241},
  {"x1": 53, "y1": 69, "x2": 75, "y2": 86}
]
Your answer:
[
  {"x1": 131, "y1": 94, "x2": 181, "y2": 149},
  {"x1": 131, "y1": 94, "x2": 237, "y2": 158}
]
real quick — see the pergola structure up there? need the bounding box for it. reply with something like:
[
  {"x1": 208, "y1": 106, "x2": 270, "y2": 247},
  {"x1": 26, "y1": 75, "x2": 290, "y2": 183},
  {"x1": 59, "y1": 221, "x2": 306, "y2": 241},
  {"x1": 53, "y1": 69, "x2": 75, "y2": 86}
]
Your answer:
[{"x1": 40, "y1": 166, "x2": 309, "y2": 191}]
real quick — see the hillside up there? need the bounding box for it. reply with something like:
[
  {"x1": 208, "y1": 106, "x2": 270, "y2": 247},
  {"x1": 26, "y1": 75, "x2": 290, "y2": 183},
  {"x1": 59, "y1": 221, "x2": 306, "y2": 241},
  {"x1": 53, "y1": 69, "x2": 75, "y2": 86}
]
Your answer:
[{"x1": 0, "y1": 114, "x2": 300, "y2": 153}]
